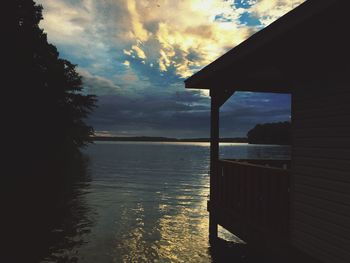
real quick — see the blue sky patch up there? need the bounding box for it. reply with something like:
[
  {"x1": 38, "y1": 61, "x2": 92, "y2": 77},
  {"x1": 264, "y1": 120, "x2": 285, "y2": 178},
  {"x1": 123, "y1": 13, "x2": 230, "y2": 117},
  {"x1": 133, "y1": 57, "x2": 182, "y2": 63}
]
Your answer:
[
  {"x1": 233, "y1": 0, "x2": 256, "y2": 9},
  {"x1": 239, "y1": 11, "x2": 262, "y2": 26}
]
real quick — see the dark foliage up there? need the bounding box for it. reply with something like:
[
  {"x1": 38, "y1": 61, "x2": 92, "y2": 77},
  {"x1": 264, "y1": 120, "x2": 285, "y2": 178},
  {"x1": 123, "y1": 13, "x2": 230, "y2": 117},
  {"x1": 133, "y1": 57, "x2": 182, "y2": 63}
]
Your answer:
[
  {"x1": 9, "y1": 0, "x2": 97, "y2": 178},
  {"x1": 4, "y1": 1, "x2": 96, "y2": 262},
  {"x1": 13, "y1": 0, "x2": 96, "y2": 155},
  {"x1": 247, "y1": 122, "x2": 291, "y2": 145}
]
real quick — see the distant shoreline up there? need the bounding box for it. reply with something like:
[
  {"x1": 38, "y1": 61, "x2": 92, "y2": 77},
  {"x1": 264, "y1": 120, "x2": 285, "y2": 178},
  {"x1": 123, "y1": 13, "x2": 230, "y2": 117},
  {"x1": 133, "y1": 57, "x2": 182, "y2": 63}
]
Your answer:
[{"x1": 91, "y1": 136, "x2": 248, "y2": 143}]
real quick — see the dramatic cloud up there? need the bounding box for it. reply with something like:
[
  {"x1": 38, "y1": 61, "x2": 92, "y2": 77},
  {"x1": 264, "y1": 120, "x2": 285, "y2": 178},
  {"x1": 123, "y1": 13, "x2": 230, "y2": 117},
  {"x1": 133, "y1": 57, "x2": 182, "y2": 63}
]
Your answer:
[
  {"x1": 77, "y1": 69, "x2": 121, "y2": 95},
  {"x1": 122, "y1": 0, "x2": 253, "y2": 78},
  {"x1": 250, "y1": 0, "x2": 304, "y2": 25},
  {"x1": 88, "y1": 91, "x2": 290, "y2": 138},
  {"x1": 36, "y1": 0, "x2": 302, "y2": 137}
]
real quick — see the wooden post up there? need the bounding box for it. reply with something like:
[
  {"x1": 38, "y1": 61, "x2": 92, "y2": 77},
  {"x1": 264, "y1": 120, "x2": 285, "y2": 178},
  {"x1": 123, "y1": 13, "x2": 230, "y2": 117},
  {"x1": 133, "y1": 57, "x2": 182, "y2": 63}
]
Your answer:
[{"x1": 209, "y1": 91, "x2": 219, "y2": 241}]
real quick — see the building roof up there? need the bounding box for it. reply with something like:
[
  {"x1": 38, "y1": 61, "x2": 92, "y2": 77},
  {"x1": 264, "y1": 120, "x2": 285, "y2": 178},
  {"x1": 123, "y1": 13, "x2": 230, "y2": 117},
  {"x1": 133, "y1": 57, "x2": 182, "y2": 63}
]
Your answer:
[{"x1": 185, "y1": 0, "x2": 348, "y2": 94}]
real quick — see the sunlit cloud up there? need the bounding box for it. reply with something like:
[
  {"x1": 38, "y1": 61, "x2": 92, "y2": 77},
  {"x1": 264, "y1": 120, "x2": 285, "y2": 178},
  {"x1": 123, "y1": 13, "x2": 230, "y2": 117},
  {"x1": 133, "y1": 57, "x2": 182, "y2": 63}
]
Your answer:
[
  {"x1": 123, "y1": 49, "x2": 133, "y2": 56},
  {"x1": 36, "y1": 0, "x2": 300, "y2": 137},
  {"x1": 123, "y1": 60, "x2": 130, "y2": 67},
  {"x1": 118, "y1": 0, "x2": 304, "y2": 78},
  {"x1": 123, "y1": 0, "x2": 253, "y2": 78},
  {"x1": 38, "y1": 0, "x2": 305, "y2": 79},
  {"x1": 250, "y1": 0, "x2": 305, "y2": 25},
  {"x1": 126, "y1": 0, "x2": 151, "y2": 42},
  {"x1": 131, "y1": 44, "x2": 147, "y2": 59}
]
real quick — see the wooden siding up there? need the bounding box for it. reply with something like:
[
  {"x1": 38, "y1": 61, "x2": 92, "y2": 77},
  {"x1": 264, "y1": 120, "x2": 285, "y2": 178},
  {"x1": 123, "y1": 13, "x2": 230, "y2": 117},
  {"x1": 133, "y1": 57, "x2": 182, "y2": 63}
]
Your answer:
[{"x1": 291, "y1": 82, "x2": 350, "y2": 263}]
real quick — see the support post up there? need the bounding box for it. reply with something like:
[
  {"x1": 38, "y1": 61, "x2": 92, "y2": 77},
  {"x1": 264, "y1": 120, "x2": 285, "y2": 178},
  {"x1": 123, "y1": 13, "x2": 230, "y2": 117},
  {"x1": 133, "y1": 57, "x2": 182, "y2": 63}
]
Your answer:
[{"x1": 209, "y1": 92, "x2": 219, "y2": 241}]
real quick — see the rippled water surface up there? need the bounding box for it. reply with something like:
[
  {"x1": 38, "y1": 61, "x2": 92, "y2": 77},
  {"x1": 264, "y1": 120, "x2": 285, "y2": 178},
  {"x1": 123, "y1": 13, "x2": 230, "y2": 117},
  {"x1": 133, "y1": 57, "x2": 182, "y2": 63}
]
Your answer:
[{"x1": 42, "y1": 142, "x2": 290, "y2": 263}]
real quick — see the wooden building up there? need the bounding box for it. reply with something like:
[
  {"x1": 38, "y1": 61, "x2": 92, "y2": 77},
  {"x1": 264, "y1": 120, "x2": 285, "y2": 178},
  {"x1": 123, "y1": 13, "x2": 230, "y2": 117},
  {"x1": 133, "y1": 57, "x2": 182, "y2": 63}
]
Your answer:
[{"x1": 185, "y1": 0, "x2": 350, "y2": 262}]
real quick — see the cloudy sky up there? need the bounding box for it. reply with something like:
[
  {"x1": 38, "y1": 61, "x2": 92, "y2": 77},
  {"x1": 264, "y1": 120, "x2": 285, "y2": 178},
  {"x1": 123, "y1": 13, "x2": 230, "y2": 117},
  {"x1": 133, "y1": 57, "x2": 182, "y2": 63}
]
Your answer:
[{"x1": 37, "y1": 0, "x2": 304, "y2": 138}]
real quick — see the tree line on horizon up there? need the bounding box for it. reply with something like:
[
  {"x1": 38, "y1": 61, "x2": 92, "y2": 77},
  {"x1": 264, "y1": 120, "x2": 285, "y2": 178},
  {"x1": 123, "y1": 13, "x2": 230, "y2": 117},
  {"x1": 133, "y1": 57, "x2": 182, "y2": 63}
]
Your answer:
[
  {"x1": 247, "y1": 121, "x2": 291, "y2": 145},
  {"x1": 91, "y1": 121, "x2": 291, "y2": 145}
]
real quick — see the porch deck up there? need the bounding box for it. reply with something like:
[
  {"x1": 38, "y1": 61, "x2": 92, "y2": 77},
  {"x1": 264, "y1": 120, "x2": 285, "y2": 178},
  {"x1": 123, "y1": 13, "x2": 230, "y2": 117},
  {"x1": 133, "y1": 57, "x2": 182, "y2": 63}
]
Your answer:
[{"x1": 209, "y1": 159, "x2": 290, "y2": 248}]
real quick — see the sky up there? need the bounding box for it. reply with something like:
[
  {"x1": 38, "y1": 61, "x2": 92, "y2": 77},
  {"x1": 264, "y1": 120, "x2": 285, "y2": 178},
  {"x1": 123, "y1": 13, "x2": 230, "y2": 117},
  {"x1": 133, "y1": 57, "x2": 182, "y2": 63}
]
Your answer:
[{"x1": 37, "y1": 0, "x2": 304, "y2": 138}]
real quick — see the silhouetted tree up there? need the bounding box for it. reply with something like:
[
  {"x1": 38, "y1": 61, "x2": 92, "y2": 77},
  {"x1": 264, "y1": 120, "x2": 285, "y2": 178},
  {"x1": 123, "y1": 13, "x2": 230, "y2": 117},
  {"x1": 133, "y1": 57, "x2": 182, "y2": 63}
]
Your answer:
[
  {"x1": 247, "y1": 122, "x2": 291, "y2": 145},
  {"x1": 13, "y1": 0, "x2": 96, "y2": 163},
  {"x1": 5, "y1": 2, "x2": 97, "y2": 261}
]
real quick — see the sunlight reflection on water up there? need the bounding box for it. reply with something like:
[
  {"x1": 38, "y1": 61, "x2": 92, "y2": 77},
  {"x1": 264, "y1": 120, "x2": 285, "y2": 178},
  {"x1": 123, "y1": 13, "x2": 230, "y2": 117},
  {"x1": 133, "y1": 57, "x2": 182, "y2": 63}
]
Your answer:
[{"x1": 41, "y1": 142, "x2": 290, "y2": 263}]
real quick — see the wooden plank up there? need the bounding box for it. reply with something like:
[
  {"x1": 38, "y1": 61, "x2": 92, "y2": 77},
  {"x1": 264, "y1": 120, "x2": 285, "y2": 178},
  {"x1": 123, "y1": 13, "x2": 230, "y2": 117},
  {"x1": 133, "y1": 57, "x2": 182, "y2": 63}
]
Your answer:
[
  {"x1": 292, "y1": 229, "x2": 350, "y2": 263},
  {"x1": 221, "y1": 159, "x2": 288, "y2": 172},
  {"x1": 293, "y1": 116, "x2": 350, "y2": 129},
  {"x1": 293, "y1": 220, "x2": 350, "y2": 252},
  {"x1": 293, "y1": 172, "x2": 350, "y2": 193},
  {"x1": 293, "y1": 108, "x2": 350, "y2": 120},
  {"x1": 294, "y1": 100, "x2": 350, "y2": 111},
  {"x1": 292, "y1": 164, "x2": 350, "y2": 183},
  {"x1": 293, "y1": 89, "x2": 350, "y2": 105},
  {"x1": 294, "y1": 192, "x2": 350, "y2": 218},
  {"x1": 294, "y1": 183, "x2": 350, "y2": 206},
  {"x1": 293, "y1": 237, "x2": 347, "y2": 263},
  {"x1": 292, "y1": 210, "x2": 350, "y2": 241},
  {"x1": 293, "y1": 127, "x2": 350, "y2": 138},
  {"x1": 209, "y1": 93, "x2": 220, "y2": 239},
  {"x1": 293, "y1": 146, "x2": 350, "y2": 160},
  {"x1": 224, "y1": 159, "x2": 291, "y2": 169},
  {"x1": 293, "y1": 200, "x2": 350, "y2": 227},
  {"x1": 293, "y1": 137, "x2": 350, "y2": 148}
]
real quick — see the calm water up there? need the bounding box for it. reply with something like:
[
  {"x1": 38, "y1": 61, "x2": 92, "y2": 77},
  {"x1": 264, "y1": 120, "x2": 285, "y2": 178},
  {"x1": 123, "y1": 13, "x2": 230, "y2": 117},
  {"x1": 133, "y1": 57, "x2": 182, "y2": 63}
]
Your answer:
[{"x1": 42, "y1": 142, "x2": 290, "y2": 263}]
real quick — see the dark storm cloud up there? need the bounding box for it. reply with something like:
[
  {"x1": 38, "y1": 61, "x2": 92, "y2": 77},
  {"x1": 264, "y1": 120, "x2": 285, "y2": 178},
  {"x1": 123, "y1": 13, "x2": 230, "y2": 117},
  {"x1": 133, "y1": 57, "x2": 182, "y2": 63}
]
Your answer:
[
  {"x1": 79, "y1": 69, "x2": 121, "y2": 95},
  {"x1": 171, "y1": 90, "x2": 209, "y2": 104},
  {"x1": 87, "y1": 91, "x2": 290, "y2": 138}
]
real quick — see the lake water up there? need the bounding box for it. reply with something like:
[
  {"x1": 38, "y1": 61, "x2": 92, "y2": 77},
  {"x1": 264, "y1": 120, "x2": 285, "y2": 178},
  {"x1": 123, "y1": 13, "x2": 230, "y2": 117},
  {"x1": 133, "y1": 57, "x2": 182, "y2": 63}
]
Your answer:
[{"x1": 41, "y1": 142, "x2": 290, "y2": 263}]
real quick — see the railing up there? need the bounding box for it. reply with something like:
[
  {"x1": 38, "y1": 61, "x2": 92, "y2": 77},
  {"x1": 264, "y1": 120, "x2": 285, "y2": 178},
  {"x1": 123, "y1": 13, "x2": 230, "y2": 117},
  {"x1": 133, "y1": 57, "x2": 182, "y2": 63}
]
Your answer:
[{"x1": 216, "y1": 159, "x2": 290, "y2": 240}]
